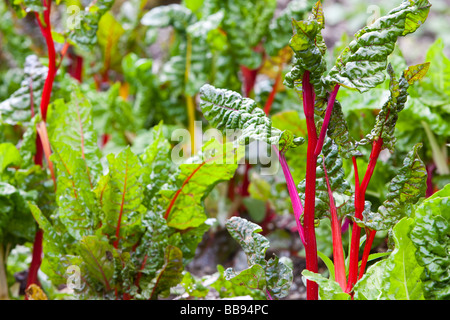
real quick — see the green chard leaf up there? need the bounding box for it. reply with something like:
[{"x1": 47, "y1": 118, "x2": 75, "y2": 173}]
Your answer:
[
  {"x1": 226, "y1": 216, "x2": 269, "y2": 266},
  {"x1": 131, "y1": 211, "x2": 171, "y2": 281},
  {"x1": 0, "y1": 142, "x2": 22, "y2": 173},
  {"x1": 138, "y1": 122, "x2": 172, "y2": 207},
  {"x1": 283, "y1": 1, "x2": 328, "y2": 94},
  {"x1": 47, "y1": 87, "x2": 103, "y2": 184},
  {"x1": 141, "y1": 4, "x2": 197, "y2": 32},
  {"x1": 360, "y1": 63, "x2": 429, "y2": 152},
  {"x1": 28, "y1": 203, "x2": 76, "y2": 287},
  {"x1": 325, "y1": 0, "x2": 430, "y2": 93},
  {"x1": 199, "y1": 84, "x2": 304, "y2": 151},
  {"x1": 185, "y1": 10, "x2": 225, "y2": 96},
  {"x1": 142, "y1": 245, "x2": 184, "y2": 300},
  {"x1": 354, "y1": 218, "x2": 425, "y2": 300},
  {"x1": 410, "y1": 184, "x2": 450, "y2": 300},
  {"x1": 77, "y1": 235, "x2": 115, "y2": 291},
  {"x1": 0, "y1": 182, "x2": 36, "y2": 245},
  {"x1": 325, "y1": 101, "x2": 359, "y2": 158},
  {"x1": 69, "y1": 0, "x2": 115, "y2": 51},
  {"x1": 161, "y1": 140, "x2": 243, "y2": 230},
  {"x1": 224, "y1": 264, "x2": 267, "y2": 299},
  {"x1": 264, "y1": 0, "x2": 312, "y2": 57},
  {"x1": 360, "y1": 143, "x2": 427, "y2": 231},
  {"x1": 218, "y1": 0, "x2": 277, "y2": 69},
  {"x1": 382, "y1": 218, "x2": 425, "y2": 299},
  {"x1": 50, "y1": 143, "x2": 99, "y2": 240},
  {"x1": 224, "y1": 217, "x2": 293, "y2": 299},
  {"x1": 97, "y1": 12, "x2": 125, "y2": 73},
  {"x1": 302, "y1": 270, "x2": 351, "y2": 300},
  {"x1": 98, "y1": 147, "x2": 146, "y2": 250},
  {"x1": 48, "y1": 88, "x2": 103, "y2": 240},
  {"x1": 0, "y1": 55, "x2": 46, "y2": 126}
]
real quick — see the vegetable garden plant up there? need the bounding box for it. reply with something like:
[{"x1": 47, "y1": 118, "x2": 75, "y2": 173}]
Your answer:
[{"x1": 0, "y1": 0, "x2": 449, "y2": 301}]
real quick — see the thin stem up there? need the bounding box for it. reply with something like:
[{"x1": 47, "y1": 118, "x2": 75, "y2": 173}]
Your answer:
[
  {"x1": 274, "y1": 146, "x2": 305, "y2": 245},
  {"x1": 184, "y1": 34, "x2": 196, "y2": 155},
  {"x1": 358, "y1": 229, "x2": 376, "y2": 280},
  {"x1": 35, "y1": 2, "x2": 56, "y2": 122},
  {"x1": 25, "y1": 229, "x2": 43, "y2": 296},
  {"x1": 302, "y1": 71, "x2": 319, "y2": 300},
  {"x1": 27, "y1": 0, "x2": 57, "y2": 294},
  {"x1": 323, "y1": 161, "x2": 347, "y2": 290},
  {"x1": 36, "y1": 122, "x2": 56, "y2": 188},
  {"x1": 314, "y1": 84, "x2": 340, "y2": 157},
  {"x1": 263, "y1": 69, "x2": 282, "y2": 115},
  {"x1": 346, "y1": 138, "x2": 383, "y2": 293}
]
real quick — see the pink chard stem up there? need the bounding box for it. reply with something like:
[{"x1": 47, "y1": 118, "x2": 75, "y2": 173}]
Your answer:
[{"x1": 274, "y1": 146, "x2": 305, "y2": 245}]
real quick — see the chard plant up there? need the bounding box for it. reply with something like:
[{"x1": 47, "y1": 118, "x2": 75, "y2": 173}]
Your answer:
[
  {"x1": 198, "y1": 0, "x2": 440, "y2": 300},
  {"x1": 0, "y1": 0, "x2": 449, "y2": 301}
]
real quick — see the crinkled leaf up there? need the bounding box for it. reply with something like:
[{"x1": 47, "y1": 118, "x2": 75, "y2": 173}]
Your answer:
[
  {"x1": 324, "y1": 101, "x2": 358, "y2": 158},
  {"x1": 283, "y1": 8, "x2": 327, "y2": 93},
  {"x1": 47, "y1": 87, "x2": 102, "y2": 185},
  {"x1": 410, "y1": 184, "x2": 450, "y2": 300},
  {"x1": 264, "y1": 0, "x2": 311, "y2": 57},
  {"x1": 226, "y1": 216, "x2": 269, "y2": 266},
  {"x1": 325, "y1": 0, "x2": 431, "y2": 92},
  {"x1": 50, "y1": 143, "x2": 98, "y2": 240},
  {"x1": 141, "y1": 4, "x2": 197, "y2": 32},
  {"x1": 78, "y1": 235, "x2": 115, "y2": 290},
  {"x1": 131, "y1": 211, "x2": 171, "y2": 292},
  {"x1": 224, "y1": 264, "x2": 267, "y2": 298},
  {"x1": 362, "y1": 62, "x2": 429, "y2": 153},
  {"x1": 143, "y1": 245, "x2": 184, "y2": 300},
  {"x1": 138, "y1": 122, "x2": 172, "y2": 206},
  {"x1": 0, "y1": 55, "x2": 46, "y2": 126},
  {"x1": 69, "y1": 0, "x2": 115, "y2": 51},
  {"x1": 265, "y1": 256, "x2": 294, "y2": 299},
  {"x1": 225, "y1": 217, "x2": 293, "y2": 299},
  {"x1": 360, "y1": 143, "x2": 427, "y2": 231},
  {"x1": 199, "y1": 84, "x2": 304, "y2": 151},
  {"x1": 218, "y1": 0, "x2": 277, "y2": 69}
]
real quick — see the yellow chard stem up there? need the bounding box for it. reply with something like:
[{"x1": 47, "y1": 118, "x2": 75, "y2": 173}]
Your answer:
[{"x1": 185, "y1": 34, "x2": 196, "y2": 155}]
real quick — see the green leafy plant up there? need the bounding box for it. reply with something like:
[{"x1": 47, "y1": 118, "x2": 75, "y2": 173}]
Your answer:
[
  {"x1": 0, "y1": 0, "x2": 448, "y2": 302},
  {"x1": 198, "y1": 0, "x2": 446, "y2": 300}
]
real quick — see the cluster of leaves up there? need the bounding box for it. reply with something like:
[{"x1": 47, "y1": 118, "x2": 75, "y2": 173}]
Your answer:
[
  {"x1": 28, "y1": 85, "x2": 248, "y2": 299},
  {"x1": 0, "y1": 0, "x2": 449, "y2": 301},
  {"x1": 197, "y1": 0, "x2": 450, "y2": 300}
]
